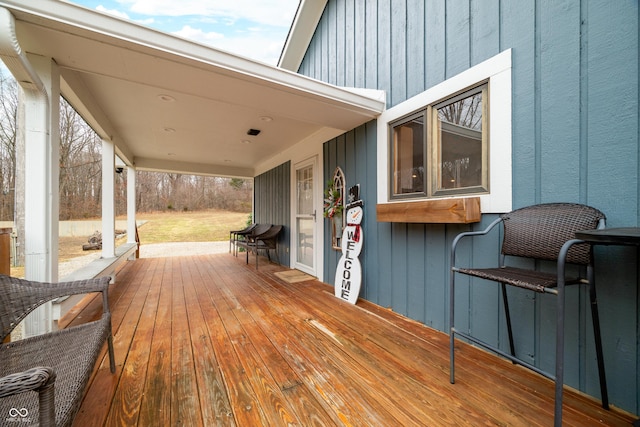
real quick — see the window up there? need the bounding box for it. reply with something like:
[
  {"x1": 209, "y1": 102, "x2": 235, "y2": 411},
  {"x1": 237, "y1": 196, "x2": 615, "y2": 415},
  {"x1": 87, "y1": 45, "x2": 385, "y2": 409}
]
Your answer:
[
  {"x1": 391, "y1": 112, "x2": 425, "y2": 197},
  {"x1": 390, "y1": 84, "x2": 488, "y2": 200},
  {"x1": 378, "y1": 49, "x2": 512, "y2": 214},
  {"x1": 432, "y1": 84, "x2": 488, "y2": 196}
]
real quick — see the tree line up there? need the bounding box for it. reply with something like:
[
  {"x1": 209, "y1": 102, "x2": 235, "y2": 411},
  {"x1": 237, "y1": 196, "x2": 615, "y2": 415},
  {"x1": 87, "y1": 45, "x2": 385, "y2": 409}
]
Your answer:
[{"x1": 0, "y1": 70, "x2": 252, "y2": 223}]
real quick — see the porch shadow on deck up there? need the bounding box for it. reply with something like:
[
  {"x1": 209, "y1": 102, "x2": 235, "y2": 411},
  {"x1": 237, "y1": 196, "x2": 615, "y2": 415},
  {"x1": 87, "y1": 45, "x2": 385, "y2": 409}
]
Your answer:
[{"x1": 64, "y1": 253, "x2": 635, "y2": 426}]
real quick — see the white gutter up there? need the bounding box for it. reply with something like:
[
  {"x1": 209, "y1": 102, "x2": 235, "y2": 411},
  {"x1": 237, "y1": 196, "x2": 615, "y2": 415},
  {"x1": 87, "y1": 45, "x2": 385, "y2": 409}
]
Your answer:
[
  {"x1": 0, "y1": 7, "x2": 57, "y2": 337},
  {"x1": 0, "y1": 7, "x2": 53, "y2": 283},
  {"x1": 0, "y1": 7, "x2": 48, "y2": 100}
]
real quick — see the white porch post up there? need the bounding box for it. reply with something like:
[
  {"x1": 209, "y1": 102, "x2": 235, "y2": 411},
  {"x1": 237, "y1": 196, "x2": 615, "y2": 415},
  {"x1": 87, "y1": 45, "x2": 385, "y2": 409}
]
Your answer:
[
  {"x1": 0, "y1": 9, "x2": 59, "y2": 287},
  {"x1": 102, "y1": 139, "x2": 116, "y2": 259},
  {"x1": 21, "y1": 55, "x2": 60, "y2": 336},
  {"x1": 22, "y1": 55, "x2": 60, "y2": 284},
  {"x1": 127, "y1": 165, "x2": 137, "y2": 246},
  {"x1": 0, "y1": 8, "x2": 61, "y2": 335}
]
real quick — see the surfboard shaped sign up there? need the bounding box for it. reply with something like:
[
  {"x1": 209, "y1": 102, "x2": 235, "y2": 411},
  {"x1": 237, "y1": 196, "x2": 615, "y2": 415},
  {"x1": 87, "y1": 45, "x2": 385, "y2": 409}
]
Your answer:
[{"x1": 334, "y1": 204, "x2": 363, "y2": 304}]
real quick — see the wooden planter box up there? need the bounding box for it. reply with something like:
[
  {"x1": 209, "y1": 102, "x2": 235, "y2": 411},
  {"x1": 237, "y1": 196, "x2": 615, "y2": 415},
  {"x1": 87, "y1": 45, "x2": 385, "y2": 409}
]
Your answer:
[{"x1": 376, "y1": 197, "x2": 481, "y2": 224}]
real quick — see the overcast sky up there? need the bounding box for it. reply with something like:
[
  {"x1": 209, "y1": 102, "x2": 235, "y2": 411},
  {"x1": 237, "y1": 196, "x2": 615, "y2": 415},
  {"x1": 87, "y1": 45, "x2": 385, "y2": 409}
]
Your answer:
[{"x1": 67, "y1": 0, "x2": 301, "y2": 65}]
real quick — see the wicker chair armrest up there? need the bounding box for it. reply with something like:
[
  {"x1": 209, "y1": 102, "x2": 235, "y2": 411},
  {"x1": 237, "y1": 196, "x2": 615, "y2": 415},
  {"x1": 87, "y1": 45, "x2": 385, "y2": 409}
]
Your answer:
[
  {"x1": 44, "y1": 276, "x2": 111, "y2": 297},
  {"x1": 556, "y1": 238, "x2": 588, "y2": 284},
  {"x1": 0, "y1": 367, "x2": 56, "y2": 399},
  {"x1": 451, "y1": 217, "x2": 503, "y2": 264},
  {"x1": 1, "y1": 275, "x2": 112, "y2": 340}
]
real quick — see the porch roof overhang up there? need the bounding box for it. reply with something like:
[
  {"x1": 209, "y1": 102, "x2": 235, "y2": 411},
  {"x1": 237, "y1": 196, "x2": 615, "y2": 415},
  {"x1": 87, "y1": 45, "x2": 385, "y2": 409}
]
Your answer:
[{"x1": 0, "y1": 0, "x2": 385, "y2": 178}]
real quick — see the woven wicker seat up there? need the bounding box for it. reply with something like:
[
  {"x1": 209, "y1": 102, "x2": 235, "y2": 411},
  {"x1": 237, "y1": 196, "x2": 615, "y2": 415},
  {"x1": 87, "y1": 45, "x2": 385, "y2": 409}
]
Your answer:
[
  {"x1": 0, "y1": 274, "x2": 115, "y2": 427},
  {"x1": 449, "y1": 203, "x2": 608, "y2": 427}
]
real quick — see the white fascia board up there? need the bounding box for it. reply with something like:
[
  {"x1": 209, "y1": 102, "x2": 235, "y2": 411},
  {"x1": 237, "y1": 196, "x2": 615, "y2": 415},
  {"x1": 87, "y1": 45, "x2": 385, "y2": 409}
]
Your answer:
[
  {"x1": 341, "y1": 87, "x2": 387, "y2": 105},
  {"x1": 3, "y1": 0, "x2": 383, "y2": 116},
  {"x1": 134, "y1": 157, "x2": 255, "y2": 179},
  {"x1": 278, "y1": 0, "x2": 328, "y2": 72}
]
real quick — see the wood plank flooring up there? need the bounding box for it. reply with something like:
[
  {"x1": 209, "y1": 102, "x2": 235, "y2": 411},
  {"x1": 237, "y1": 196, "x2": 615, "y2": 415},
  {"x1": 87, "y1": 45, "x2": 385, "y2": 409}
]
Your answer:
[{"x1": 64, "y1": 253, "x2": 636, "y2": 426}]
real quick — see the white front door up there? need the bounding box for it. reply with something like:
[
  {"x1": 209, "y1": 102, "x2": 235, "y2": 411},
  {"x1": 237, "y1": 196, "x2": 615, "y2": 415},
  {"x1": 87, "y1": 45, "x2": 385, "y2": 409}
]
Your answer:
[{"x1": 294, "y1": 158, "x2": 316, "y2": 275}]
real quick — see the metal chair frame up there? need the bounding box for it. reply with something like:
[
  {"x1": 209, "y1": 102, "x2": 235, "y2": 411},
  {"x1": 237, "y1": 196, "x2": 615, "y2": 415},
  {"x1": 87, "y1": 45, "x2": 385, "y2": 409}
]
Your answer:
[{"x1": 449, "y1": 203, "x2": 608, "y2": 427}]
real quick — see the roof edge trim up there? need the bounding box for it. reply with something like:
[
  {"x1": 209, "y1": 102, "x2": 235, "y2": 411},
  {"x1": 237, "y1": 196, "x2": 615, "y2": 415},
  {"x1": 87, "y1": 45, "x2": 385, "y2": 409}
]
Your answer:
[
  {"x1": 3, "y1": 0, "x2": 383, "y2": 114},
  {"x1": 278, "y1": 0, "x2": 327, "y2": 72}
]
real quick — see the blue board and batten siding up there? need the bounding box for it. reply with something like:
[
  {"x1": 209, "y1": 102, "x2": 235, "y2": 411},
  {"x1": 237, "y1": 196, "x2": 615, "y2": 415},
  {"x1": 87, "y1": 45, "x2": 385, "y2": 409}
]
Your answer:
[
  {"x1": 253, "y1": 162, "x2": 290, "y2": 266},
  {"x1": 299, "y1": 0, "x2": 640, "y2": 415}
]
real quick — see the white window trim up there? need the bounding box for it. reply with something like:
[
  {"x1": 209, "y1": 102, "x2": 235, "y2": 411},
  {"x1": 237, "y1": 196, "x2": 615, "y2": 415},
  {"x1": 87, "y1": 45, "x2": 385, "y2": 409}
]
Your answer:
[{"x1": 377, "y1": 49, "x2": 512, "y2": 213}]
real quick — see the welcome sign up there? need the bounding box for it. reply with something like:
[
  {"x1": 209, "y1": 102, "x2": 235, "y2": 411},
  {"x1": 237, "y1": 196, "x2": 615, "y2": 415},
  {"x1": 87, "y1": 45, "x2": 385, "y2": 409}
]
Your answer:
[{"x1": 334, "y1": 185, "x2": 363, "y2": 304}]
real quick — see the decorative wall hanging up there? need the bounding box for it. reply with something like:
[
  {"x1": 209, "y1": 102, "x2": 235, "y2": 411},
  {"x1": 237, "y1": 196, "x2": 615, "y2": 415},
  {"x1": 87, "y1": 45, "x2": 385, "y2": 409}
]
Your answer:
[
  {"x1": 334, "y1": 184, "x2": 363, "y2": 304},
  {"x1": 323, "y1": 167, "x2": 345, "y2": 250}
]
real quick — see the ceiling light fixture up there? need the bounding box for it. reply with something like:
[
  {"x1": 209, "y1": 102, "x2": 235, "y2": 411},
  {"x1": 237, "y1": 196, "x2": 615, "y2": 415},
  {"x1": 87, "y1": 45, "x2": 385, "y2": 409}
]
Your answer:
[
  {"x1": 241, "y1": 139, "x2": 251, "y2": 144},
  {"x1": 164, "y1": 127, "x2": 176, "y2": 133},
  {"x1": 259, "y1": 116, "x2": 273, "y2": 122},
  {"x1": 158, "y1": 94, "x2": 175, "y2": 102}
]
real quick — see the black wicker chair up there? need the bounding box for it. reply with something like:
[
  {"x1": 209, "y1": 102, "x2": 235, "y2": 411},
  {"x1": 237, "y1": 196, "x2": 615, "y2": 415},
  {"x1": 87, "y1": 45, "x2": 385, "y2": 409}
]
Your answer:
[
  {"x1": 0, "y1": 274, "x2": 116, "y2": 427},
  {"x1": 233, "y1": 223, "x2": 271, "y2": 257},
  {"x1": 449, "y1": 203, "x2": 608, "y2": 427},
  {"x1": 229, "y1": 223, "x2": 257, "y2": 255},
  {"x1": 241, "y1": 225, "x2": 282, "y2": 269}
]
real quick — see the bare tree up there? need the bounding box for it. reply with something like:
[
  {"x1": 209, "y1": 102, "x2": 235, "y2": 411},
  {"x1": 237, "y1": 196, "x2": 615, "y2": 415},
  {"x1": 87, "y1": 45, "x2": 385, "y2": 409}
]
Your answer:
[
  {"x1": 437, "y1": 92, "x2": 482, "y2": 130},
  {"x1": 59, "y1": 98, "x2": 102, "y2": 219},
  {"x1": 0, "y1": 70, "x2": 17, "y2": 222}
]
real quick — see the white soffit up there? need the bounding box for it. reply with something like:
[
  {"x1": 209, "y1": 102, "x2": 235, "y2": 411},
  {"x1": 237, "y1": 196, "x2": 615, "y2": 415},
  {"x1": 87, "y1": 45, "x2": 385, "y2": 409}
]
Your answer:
[{"x1": 1, "y1": 0, "x2": 384, "y2": 178}]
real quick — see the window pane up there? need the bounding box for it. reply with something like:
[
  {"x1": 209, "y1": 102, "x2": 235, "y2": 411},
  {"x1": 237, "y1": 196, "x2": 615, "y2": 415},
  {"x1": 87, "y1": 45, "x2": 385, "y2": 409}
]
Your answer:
[
  {"x1": 296, "y1": 166, "x2": 313, "y2": 215},
  {"x1": 296, "y1": 217, "x2": 314, "y2": 266},
  {"x1": 435, "y1": 89, "x2": 484, "y2": 191},
  {"x1": 392, "y1": 115, "x2": 424, "y2": 196}
]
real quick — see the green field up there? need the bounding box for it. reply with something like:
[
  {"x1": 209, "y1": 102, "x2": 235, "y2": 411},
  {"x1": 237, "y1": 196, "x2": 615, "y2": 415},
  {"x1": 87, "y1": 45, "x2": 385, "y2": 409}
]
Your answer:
[{"x1": 58, "y1": 209, "x2": 250, "y2": 261}]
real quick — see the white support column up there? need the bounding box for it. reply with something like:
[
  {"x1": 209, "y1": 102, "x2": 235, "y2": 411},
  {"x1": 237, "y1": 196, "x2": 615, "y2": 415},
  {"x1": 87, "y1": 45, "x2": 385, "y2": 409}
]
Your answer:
[
  {"x1": 127, "y1": 165, "x2": 137, "y2": 246},
  {"x1": 22, "y1": 56, "x2": 59, "y2": 285},
  {"x1": 15, "y1": 58, "x2": 59, "y2": 336},
  {"x1": 0, "y1": 9, "x2": 61, "y2": 336},
  {"x1": 1, "y1": 8, "x2": 60, "y2": 336},
  {"x1": 102, "y1": 139, "x2": 116, "y2": 259}
]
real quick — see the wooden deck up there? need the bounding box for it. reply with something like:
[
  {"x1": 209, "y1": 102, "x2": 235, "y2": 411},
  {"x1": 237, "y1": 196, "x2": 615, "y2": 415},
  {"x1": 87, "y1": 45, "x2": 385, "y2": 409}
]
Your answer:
[{"x1": 63, "y1": 253, "x2": 636, "y2": 426}]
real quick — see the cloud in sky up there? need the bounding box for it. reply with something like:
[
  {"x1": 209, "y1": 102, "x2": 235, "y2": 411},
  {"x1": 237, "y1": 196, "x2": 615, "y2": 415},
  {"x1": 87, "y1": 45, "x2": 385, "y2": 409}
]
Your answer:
[{"x1": 72, "y1": 0, "x2": 300, "y2": 65}]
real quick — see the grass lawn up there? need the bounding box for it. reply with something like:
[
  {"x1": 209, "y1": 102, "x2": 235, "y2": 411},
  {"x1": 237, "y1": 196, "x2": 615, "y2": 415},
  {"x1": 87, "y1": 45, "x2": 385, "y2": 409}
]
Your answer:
[
  {"x1": 57, "y1": 209, "x2": 250, "y2": 262},
  {"x1": 11, "y1": 208, "x2": 250, "y2": 280}
]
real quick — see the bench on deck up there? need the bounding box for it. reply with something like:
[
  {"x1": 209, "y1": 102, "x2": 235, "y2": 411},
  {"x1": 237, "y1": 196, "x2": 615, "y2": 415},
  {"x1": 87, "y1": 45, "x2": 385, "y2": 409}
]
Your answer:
[{"x1": 0, "y1": 274, "x2": 116, "y2": 426}]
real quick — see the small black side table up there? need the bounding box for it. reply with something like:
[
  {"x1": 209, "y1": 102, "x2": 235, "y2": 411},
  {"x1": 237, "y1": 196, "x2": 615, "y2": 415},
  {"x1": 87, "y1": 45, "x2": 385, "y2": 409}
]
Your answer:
[
  {"x1": 575, "y1": 227, "x2": 640, "y2": 427},
  {"x1": 576, "y1": 227, "x2": 640, "y2": 246}
]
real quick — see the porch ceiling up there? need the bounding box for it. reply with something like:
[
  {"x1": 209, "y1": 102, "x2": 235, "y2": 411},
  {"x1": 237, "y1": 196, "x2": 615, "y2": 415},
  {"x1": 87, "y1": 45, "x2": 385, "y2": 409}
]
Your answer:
[{"x1": 1, "y1": 0, "x2": 385, "y2": 178}]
